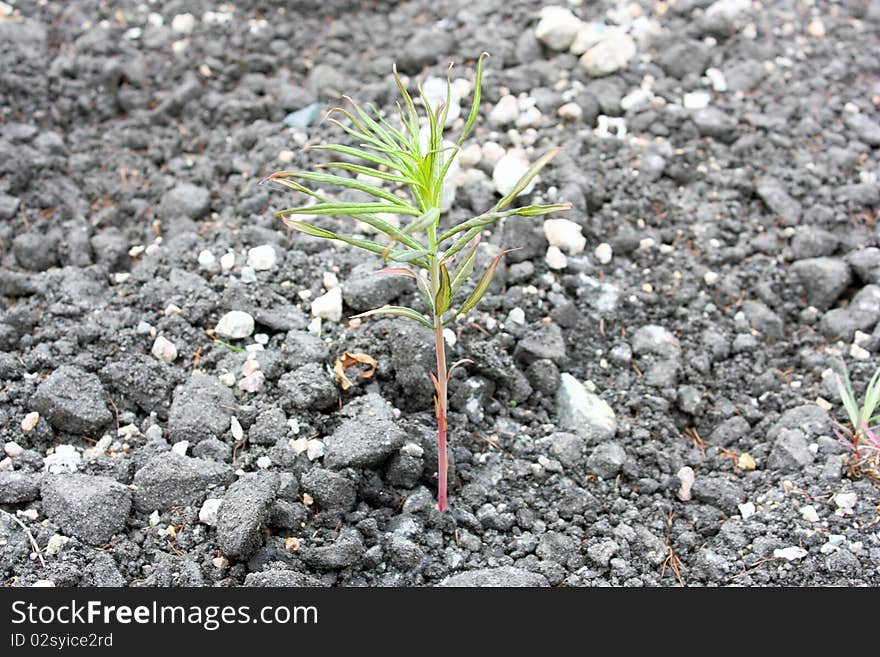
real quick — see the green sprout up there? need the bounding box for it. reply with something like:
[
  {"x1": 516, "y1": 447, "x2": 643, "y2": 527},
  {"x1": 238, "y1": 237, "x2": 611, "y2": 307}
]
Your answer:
[
  {"x1": 834, "y1": 364, "x2": 880, "y2": 462},
  {"x1": 263, "y1": 53, "x2": 570, "y2": 511}
]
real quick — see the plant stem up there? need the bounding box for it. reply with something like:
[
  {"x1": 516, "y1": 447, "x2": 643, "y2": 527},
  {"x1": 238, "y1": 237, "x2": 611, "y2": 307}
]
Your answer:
[{"x1": 433, "y1": 313, "x2": 449, "y2": 512}]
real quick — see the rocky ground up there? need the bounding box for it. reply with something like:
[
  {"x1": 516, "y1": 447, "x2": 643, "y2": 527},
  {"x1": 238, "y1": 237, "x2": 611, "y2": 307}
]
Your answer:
[{"x1": 1, "y1": 0, "x2": 879, "y2": 587}]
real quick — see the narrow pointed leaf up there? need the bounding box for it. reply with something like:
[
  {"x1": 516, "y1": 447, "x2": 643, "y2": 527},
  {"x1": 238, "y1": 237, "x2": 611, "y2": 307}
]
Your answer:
[
  {"x1": 403, "y1": 208, "x2": 441, "y2": 235},
  {"x1": 439, "y1": 52, "x2": 488, "y2": 184},
  {"x1": 493, "y1": 147, "x2": 562, "y2": 212},
  {"x1": 277, "y1": 202, "x2": 422, "y2": 217},
  {"x1": 316, "y1": 162, "x2": 413, "y2": 185},
  {"x1": 454, "y1": 248, "x2": 516, "y2": 317},
  {"x1": 450, "y1": 235, "x2": 480, "y2": 293},
  {"x1": 437, "y1": 204, "x2": 570, "y2": 244},
  {"x1": 308, "y1": 144, "x2": 407, "y2": 173},
  {"x1": 350, "y1": 305, "x2": 433, "y2": 329},
  {"x1": 272, "y1": 170, "x2": 417, "y2": 209},
  {"x1": 435, "y1": 263, "x2": 452, "y2": 314},
  {"x1": 441, "y1": 225, "x2": 483, "y2": 262},
  {"x1": 374, "y1": 267, "x2": 417, "y2": 279},
  {"x1": 283, "y1": 220, "x2": 427, "y2": 267},
  {"x1": 447, "y1": 358, "x2": 474, "y2": 381}
]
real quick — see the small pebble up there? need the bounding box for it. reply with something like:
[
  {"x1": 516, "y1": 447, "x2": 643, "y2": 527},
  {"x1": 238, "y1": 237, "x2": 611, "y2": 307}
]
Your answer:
[{"x1": 151, "y1": 335, "x2": 178, "y2": 363}]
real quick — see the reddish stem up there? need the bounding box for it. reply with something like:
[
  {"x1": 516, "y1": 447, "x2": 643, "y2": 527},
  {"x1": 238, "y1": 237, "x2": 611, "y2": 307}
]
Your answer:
[{"x1": 434, "y1": 316, "x2": 449, "y2": 512}]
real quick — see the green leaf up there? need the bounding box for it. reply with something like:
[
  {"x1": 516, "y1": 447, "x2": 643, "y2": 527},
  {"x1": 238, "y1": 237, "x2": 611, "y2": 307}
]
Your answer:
[
  {"x1": 390, "y1": 248, "x2": 430, "y2": 264},
  {"x1": 350, "y1": 305, "x2": 433, "y2": 329},
  {"x1": 439, "y1": 52, "x2": 488, "y2": 184},
  {"x1": 493, "y1": 147, "x2": 562, "y2": 212},
  {"x1": 277, "y1": 202, "x2": 422, "y2": 217},
  {"x1": 453, "y1": 248, "x2": 516, "y2": 317},
  {"x1": 308, "y1": 144, "x2": 407, "y2": 173},
  {"x1": 435, "y1": 263, "x2": 452, "y2": 314},
  {"x1": 437, "y1": 204, "x2": 570, "y2": 245},
  {"x1": 403, "y1": 208, "x2": 441, "y2": 236},
  {"x1": 283, "y1": 219, "x2": 428, "y2": 268},
  {"x1": 272, "y1": 170, "x2": 418, "y2": 210},
  {"x1": 441, "y1": 225, "x2": 483, "y2": 262},
  {"x1": 316, "y1": 162, "x2": 413, "y2": 185},
  {"x1": 450, "y1": 235, "x2": 480, "y2": 294},
  {"x1": 392, "y1": 65, "x2": 421, "y2": 148}
]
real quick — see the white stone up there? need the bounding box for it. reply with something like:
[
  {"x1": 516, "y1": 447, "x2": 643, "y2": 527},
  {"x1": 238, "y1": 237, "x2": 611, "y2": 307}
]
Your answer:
[
  {"x1": 807, "y1": 17, "x2": 825, "y2": 38},
  {"x1": 459, "y1": 143, "x2": 483, "y2": 168},
  {"x1": 800, "y1": 505, "x2": 820, "y2": 523},
  {"x1": 546, "y1": 246, "x2": 568, "y2": 270},
  {"x1": 151, "y1": 335, "x2": 178, "y2": 363},
  {"x1": 171, "y1": 441, "x2": 189, "y2": 456},
  {"x1": 557, "y1": 102, "x2": 583, "y2": 121},
  {"x1": 230, "y1": 416, "x2": 244, "y2": 442},
  {"x1": 45, "y1": 534, "x2": 69, "y2": 556},
  {"x1": 704, "y1": 271, "x2": 720, "y2": 285},
  {"x1": 215, "y1": 311, "x2": 254, "y2": 339},
  {"x1": 543, "y1": 218, "x2": 586, "y2": 255},
  {"x1": 311, "y1": 286, "x2": 343, "y2": 322},
  {"x1": 443, "y1": 328, "x2": 457, "y2": 347},
  {"x1": 44, "y1": 445, "x2": 81, "y2": 474},
  {"x1": 0, "y1": 457, "x2": 11, "y2": 471},
  {"x1": 834, "y1": 492, "x2": 857, "y2": 511},
  {"x1": 422, "y1": 77, "x2": 461, "y2": 126},
  {"x1": 570, "y1": 21, "x2": 607, "y2": 55},
  {"x1": 256, "y1": 455, "x2": 272, "y2": 469},
  {"x1": 706, "y1": 67, "x2": 727, "y2": 92},
  {"x1": 676, "y1": 466, "x2": 695, "y2": 501},
  {"x1": 594, "y1": 242, "x2": 613, "y2": 264},
  {"x1": 620, "y1": 88, "x2": 652, "y2": 112},
  {"x1": 489, "y1": 95, "x2": 519, "y2": 127},
  {"x1": 492, "y1": 149, "x2": 534, "y2": 197},
  {"x1": 515, "y1": 106, "x2": 543, "y2": 130},
  {"x1": 683, "y1": 90, "x2": 711, "y2": 110},
  {"x1": 556, "y1": 375, "x2": 617, "y2": 450},
  {"x1": 199, "y1": 498, "x2": 223, "y2": 526},
  {"x1": 32, "y1": 580, "x2": 56, "y2": 588},
  {"x1": 595, "y1": 115, "x2": 627, "y2": 139},
  {"x1": 738, "y1": 501, "x2": 756, "y2": 520},
  {"x1": 238, "y1": 371, "x2": 265, "y2": 393},
  {"x1": 773, "y1": 546, "x2": 808, "y2": 561},
  {"x1": 481, "y1": 141, "x2": 506, "y2": 167},
  {"x1": 171, "y1": 13, "x2": 196, "y2": 34},
  {"x1": 580, "y1": 28, "x2": 636, "y2": 77},
  {"x1": 218, "y1": 372, "x2": 236, "y2": 387},
  {"x1": 220, "y1": 252, "x2": 235, "y2": 271},
  {"x1": 507, "y1": 307, "x2": 526, "y2": 326},
  {"x1": 535, "y1": 5, "x2": 582, "y2": 51},
  {"x1": 247, "y1": 244, "x2": 277, "y2": 271},
  {"x1": 240, "y1": 266, "x2": 257, "y2": 283},
  {"x1": 4, "y1": 440, "x2": 23, "y2": 457},
  {"x1": 307, "y1": 440, "x2": 325, "y2": 461},
  {"x1": 197, "y1": 249, "x2": 215, "y2": 268},
  {"x1": 850, "y1": 343, "x2": 870, "y2": 360}
]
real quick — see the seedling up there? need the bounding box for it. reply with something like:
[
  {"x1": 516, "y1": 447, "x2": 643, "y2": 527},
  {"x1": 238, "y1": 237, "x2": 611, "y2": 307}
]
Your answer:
[
  {"x1": 834, "y1": 364, "x2": 880, "y2": 466},
  {"x1": 264, "y1": 54, "x2": 569, "y2": 511}
]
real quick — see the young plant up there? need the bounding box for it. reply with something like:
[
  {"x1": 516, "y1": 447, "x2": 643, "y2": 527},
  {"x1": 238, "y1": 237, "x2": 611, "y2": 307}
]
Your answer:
[
  {"x1": 834, "y1": 364, "x2": 880, "y2": 461},
  {"x1": 264, "y1": 54, "x2": 570, "y2": 511}
]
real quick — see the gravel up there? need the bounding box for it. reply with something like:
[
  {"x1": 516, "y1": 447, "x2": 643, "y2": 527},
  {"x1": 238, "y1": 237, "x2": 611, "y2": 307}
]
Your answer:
[
  {"x1": 30, "y1": 366, "x2": 113, "y2": 435},
  {"x1": 41, "y1": 474, "x2": 131, "y2": 545}
]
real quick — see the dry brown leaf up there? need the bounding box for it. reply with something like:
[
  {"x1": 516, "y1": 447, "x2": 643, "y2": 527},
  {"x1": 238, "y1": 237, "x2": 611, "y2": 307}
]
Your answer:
[{"x1": 333, "y1": 351, "x2": 378, "y2": 390}]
